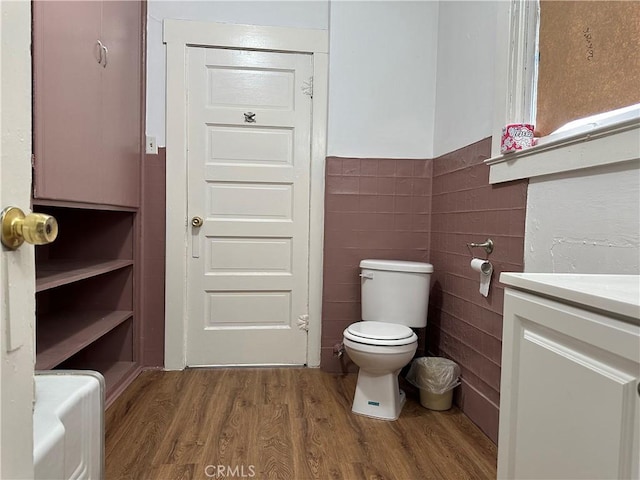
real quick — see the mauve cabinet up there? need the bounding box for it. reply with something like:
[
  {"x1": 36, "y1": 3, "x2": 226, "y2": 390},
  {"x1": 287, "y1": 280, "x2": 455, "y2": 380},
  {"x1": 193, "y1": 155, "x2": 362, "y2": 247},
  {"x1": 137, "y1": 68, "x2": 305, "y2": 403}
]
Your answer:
[
  {"x1": 33, "y1": 0, "x2": 141, "y2": 207},
  {"x1": 31, "y1": 0, "x2": 145, "y2": 406}
]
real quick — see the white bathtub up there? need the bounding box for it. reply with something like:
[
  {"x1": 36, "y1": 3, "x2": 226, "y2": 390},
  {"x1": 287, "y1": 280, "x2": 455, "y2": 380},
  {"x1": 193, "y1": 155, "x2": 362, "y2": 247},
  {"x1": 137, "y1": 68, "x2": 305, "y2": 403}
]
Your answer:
[{"x1": 33, "y1": 371, "x2": 104, "y2": 480}]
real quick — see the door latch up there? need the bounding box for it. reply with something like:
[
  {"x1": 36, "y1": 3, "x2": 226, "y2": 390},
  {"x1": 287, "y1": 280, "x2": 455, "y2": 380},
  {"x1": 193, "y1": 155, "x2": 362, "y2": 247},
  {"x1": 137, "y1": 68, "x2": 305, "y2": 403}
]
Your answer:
[{"x1": 191, "y1": 216, "x2": 204, "y2": 259}]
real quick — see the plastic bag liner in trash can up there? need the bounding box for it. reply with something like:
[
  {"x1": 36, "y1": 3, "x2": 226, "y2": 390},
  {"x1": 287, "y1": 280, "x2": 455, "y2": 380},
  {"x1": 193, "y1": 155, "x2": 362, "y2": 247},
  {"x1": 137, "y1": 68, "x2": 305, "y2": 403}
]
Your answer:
[{"x1": 406, "y1": 357, "x2": 460, "y2": 411}]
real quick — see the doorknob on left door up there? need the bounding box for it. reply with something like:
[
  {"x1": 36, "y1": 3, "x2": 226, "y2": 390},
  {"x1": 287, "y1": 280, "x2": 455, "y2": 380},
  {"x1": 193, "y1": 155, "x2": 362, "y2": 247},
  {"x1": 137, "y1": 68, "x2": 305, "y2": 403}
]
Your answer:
[
  {"x1": 1, "y1": 207, "x2": 58, "y2": 249},
  {"x1": 191, "y1": 216, "x2": 204, "y2": 227}
]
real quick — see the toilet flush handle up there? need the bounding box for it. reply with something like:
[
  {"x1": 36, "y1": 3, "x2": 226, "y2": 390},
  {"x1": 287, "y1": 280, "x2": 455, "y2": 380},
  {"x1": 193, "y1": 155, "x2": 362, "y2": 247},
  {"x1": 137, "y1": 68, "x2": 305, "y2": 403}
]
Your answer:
[{"x1": 359, "y1": 271, "x2": 374, "y2": 280}]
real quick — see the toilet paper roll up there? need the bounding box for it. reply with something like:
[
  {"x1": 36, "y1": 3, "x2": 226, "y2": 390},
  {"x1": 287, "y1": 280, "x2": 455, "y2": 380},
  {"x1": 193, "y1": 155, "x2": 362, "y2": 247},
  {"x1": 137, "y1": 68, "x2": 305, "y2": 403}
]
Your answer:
[{"x1": 470, "y1": 258, "x2": 493, "y2": 297}]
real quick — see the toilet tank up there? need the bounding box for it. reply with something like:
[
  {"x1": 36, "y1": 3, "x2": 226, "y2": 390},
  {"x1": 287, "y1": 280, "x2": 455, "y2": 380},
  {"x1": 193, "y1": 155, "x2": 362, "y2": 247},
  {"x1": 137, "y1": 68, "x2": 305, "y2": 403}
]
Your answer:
[{"x1": 360, "y1": 259, "x2": 433, "y2": 328}]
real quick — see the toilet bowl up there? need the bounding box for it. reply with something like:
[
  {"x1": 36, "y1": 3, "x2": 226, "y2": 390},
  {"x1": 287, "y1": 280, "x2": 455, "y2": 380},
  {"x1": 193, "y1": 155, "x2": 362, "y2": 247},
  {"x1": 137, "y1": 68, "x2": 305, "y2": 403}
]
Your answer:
[
  {"x1": 343, "y1": 259, "x2": 433, "y2": 421},
  {"x1": 343, "y1": 321, "x2": 418, "y2": 420}
]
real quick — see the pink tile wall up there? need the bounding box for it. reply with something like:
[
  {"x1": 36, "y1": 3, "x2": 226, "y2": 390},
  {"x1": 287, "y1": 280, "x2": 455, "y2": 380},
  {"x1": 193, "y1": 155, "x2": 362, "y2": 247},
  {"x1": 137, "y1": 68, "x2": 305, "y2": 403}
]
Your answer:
[
  {"x1": 429, "y1": 137, "x2": 527, "y2": 442},
  {"x1": 321, "y1": 157, "x2": 432, "y2": 371},
  {"x1": 321, "y1": 140, "x2": 527, "y2": 443},
  {"x1": 139, "y1": 147, "x2": 166, "y2": 367}
]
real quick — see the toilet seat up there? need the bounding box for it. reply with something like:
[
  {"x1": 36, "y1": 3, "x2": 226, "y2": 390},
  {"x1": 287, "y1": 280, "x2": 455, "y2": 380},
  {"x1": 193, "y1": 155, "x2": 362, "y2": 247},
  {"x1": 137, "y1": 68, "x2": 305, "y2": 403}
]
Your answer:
[{"x1": 344, "y1": 321, "x2": 417, "y2": 346}]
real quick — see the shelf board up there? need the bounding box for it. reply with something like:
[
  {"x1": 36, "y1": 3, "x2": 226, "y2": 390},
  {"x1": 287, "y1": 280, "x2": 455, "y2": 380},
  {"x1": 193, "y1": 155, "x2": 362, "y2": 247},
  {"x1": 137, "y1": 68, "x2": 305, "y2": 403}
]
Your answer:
[
  {"x1": 86, "y1": 361, "x2": 140, "y2": 406},
  {"x1": 99, "y1": 361, "x2": 138, "y2": 390},
  {"x1": 36, "y1": 259, "x2": 133, "y2": 292},
  {"x1": 36, "y1": 310, "x2": 133, "y2": 370},
  {"x1": 32, "y1": 198, "x2": 137, "y2": 212}
]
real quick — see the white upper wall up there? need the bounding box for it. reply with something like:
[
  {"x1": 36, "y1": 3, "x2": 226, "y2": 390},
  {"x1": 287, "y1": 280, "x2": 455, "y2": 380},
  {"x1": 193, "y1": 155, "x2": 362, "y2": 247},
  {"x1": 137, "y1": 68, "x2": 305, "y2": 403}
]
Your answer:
[
  {"x1": 433, "y1": 1, "x2": 499, "y2": 158},
  {"x1": 146, "y1": 1, "x2": 329, "y2": 147},
  {"x1": 147, "y1": 0, "x2": 439, "y2": 158},
  {"x1": 326, "y1": 1, "x2": 439, "y2": 158},
  {"x1": 147, "y1": 1, "x2": 500, "y2": 158}
]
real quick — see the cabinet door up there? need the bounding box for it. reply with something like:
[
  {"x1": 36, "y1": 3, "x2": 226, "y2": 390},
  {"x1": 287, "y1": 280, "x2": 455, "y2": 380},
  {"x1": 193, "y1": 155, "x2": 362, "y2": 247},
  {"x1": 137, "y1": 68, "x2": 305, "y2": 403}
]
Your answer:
[
  {"x1": 33, "y1": 1, "x2": 103, "y2": 203},
  {"x1": 99, "y1": 1, "x2": 142, "y2": 207},
  {"x1": 498, "y1": 289, "x2": 640, "y2": 480}
]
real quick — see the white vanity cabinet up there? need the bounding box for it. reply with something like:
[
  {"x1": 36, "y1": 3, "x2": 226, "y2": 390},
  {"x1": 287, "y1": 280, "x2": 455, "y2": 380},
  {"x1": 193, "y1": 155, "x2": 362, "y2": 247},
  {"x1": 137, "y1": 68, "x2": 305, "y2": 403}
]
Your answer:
[{"x1": 498, "y1": 274, "x2": 640, "y2": 480}]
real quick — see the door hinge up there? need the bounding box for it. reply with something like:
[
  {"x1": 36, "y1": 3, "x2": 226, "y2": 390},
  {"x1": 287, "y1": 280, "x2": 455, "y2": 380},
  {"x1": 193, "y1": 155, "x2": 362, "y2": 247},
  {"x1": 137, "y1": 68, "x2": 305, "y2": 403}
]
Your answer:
[
  {"x1": 31, "y1": 154, "x2": 37, "y2": 197},
  {"x1": 302, "y1": 77, "x2": 313, "y2": 98},
  {"x1": 297, "y1": 314, "x2": 309, "y2": 332}
]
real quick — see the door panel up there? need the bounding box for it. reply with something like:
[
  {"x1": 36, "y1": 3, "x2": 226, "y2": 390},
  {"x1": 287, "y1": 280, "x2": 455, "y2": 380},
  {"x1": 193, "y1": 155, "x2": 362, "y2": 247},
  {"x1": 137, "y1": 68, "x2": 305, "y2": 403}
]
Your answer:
[
  {"x1": 100, "y1": 0, "x2": 142, "y2": 207},
  {"x1": 206, "y1": 237, "x2": 292, "y2": 273},
  {"x1": 32, "y1": 0, "x2": 102, "y2": 203},
  {"x1": 206, "y1": 67, "x2": 295, "y2": 109},
  {"x1": 206, "y1": 291, "x2": 291, "y2": 327},
  {"x1": 1, "y1": 1, "x2": 36, "y2": 476},
  {"x1": 207, "y1": 182, "x2": 293, "y2": 219},
  {"x1": 186, "y1": 47, "x2": 312, "y2": 365},
  {"x1": 208, "y1": 126, "x2": 293, "y2": 165},
  {"x1": 515, "y1": 325, "x2": 635, "y2": 479}
]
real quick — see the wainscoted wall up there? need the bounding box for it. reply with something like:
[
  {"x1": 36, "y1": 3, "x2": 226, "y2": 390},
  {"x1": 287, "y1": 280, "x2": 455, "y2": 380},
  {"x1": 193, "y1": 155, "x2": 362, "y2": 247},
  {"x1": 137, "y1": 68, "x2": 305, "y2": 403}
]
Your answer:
[
  {"x1": 321, "y1": 139, "x2": 528, "y2": 443},
  {"x1": 428, "y1": 138, "x2": 527, "y2": 442},
  {"x1": 321, "y1": 157, "x2": 433, "y2": 371},
  {"x1": 140, "y1": 147, "x2": 166, "y2": 366}
]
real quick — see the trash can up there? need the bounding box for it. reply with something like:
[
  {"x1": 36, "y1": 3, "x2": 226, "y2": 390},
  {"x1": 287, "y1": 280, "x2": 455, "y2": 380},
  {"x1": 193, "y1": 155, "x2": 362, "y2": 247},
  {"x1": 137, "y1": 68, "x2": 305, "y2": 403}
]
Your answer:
[{"x1": 406, "y1": 357, "x2": 460, "y2": 411}]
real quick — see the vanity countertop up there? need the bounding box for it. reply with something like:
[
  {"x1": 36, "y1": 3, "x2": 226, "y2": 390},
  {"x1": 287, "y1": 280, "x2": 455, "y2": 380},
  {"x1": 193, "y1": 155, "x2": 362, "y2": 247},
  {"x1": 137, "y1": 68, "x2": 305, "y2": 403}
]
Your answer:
[{"x1": 500, "y1": 273, "x2": 640, "y2": 321}]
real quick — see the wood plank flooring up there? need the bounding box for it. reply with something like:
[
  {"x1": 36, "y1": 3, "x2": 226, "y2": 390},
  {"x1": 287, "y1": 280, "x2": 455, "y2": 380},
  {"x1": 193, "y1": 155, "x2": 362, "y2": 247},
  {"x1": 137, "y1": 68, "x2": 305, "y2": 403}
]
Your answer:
[{"x1": 105, "y1": 369, "x2": 497, "y2": 480}]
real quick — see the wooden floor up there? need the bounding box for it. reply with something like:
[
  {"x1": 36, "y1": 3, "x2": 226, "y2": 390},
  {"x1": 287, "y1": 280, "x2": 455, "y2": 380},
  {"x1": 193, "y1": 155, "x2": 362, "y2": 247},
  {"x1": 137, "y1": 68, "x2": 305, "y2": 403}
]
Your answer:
[{"x1": 106, "y1": 369, "x2": 497, "y2": 480}]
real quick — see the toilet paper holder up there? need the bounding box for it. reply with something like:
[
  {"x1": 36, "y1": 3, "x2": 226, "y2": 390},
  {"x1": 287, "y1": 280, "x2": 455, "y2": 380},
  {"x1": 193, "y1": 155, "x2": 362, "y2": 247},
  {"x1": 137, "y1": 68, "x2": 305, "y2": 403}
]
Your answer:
[{"x1": 466, "y1": 238, "x2": 494, "y2": 257}]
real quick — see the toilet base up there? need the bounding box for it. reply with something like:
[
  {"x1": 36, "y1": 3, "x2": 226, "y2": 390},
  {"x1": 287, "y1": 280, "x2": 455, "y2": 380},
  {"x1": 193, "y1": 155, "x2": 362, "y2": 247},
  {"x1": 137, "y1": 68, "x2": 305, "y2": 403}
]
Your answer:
[{"x1": 351, "y1": 369, "x2": 406, "y2": 421}]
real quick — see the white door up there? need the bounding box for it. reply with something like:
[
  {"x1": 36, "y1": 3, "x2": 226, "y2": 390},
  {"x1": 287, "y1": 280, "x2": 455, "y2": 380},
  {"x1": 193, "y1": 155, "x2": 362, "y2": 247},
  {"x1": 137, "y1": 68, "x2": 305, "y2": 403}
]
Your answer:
[
  {"x1": 186, "y1": 47, "x2": 313, "y2": 366},
  {"x1": 0, "y1": 1, "x2": 36, "y2": 477}
]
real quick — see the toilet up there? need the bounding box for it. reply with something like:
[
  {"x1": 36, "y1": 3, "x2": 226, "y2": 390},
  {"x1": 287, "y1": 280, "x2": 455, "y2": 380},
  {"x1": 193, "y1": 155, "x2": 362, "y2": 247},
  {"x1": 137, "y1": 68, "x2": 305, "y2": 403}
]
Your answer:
[{"x1": 343, "y1": 259, "x2": 433, "y2": 420}]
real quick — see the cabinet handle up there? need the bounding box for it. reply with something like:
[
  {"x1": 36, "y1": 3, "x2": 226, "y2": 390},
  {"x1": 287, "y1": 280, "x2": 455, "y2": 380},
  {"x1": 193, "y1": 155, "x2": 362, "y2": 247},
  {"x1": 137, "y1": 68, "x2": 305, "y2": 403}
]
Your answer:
[
  {"x1": 96, "y1": 40, "x2": 104, "y2": 65},
  {"x1": 101, "y1": 43, "x2": 108, "y2": 68}
]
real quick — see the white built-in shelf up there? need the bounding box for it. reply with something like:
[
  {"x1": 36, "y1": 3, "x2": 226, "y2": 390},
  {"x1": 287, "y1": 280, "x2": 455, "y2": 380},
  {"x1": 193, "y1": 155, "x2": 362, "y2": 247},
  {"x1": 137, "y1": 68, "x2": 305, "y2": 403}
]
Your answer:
[
  {"x1": 36, "y1": 310, "x2": 133, "y2": 370},
  {"x1": 36, "y1": 259, "x2": 134, "y2": 292}
]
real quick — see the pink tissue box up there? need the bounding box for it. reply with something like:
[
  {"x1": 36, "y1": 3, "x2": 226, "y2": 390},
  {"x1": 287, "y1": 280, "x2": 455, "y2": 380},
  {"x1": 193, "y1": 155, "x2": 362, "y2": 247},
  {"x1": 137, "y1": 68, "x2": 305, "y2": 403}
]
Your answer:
[{"x1": 501, "y1": 124, "x2": 536, "y2": 153}]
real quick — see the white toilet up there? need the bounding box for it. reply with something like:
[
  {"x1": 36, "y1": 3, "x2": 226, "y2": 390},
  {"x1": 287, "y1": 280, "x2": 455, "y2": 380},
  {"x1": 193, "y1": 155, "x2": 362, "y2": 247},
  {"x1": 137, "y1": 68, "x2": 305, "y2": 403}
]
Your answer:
[{"x1": 343, "y1": 259, "x2": 433, "y2": 420}]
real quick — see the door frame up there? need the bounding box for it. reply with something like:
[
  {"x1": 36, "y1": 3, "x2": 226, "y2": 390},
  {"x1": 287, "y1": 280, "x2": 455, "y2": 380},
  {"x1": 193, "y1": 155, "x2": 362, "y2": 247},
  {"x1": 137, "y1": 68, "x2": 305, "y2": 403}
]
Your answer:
[
  {"x1": 163, "y1": 20, "x2": 328, "y2": 370},
  {"x1": 0, "y1": 0, "x2": 36, "y2": 477}
]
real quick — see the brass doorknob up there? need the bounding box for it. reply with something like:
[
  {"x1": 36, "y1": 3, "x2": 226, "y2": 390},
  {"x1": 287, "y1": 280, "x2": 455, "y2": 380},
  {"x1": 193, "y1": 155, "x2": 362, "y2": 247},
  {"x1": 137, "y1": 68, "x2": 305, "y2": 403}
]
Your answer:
[
  {"x1": 191, "y1": 216, "x2": 204, "y2": 227},
  {"x1": 1, "y1": 207, "x2": 58, "y2": 249}
]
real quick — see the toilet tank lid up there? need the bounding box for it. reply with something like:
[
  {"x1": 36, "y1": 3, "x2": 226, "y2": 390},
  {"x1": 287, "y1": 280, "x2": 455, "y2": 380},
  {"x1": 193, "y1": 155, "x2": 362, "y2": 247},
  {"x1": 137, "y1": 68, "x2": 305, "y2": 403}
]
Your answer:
[{"x1": 360, "y1": 259, "x2": 434, "y2": 273}]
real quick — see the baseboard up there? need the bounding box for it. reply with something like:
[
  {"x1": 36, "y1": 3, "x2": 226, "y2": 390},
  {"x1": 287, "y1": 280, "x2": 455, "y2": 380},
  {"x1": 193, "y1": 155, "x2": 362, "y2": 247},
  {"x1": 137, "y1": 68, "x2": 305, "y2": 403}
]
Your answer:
[{"x1": 453, "y1": 378, "x2": 499, "y2": 444}]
